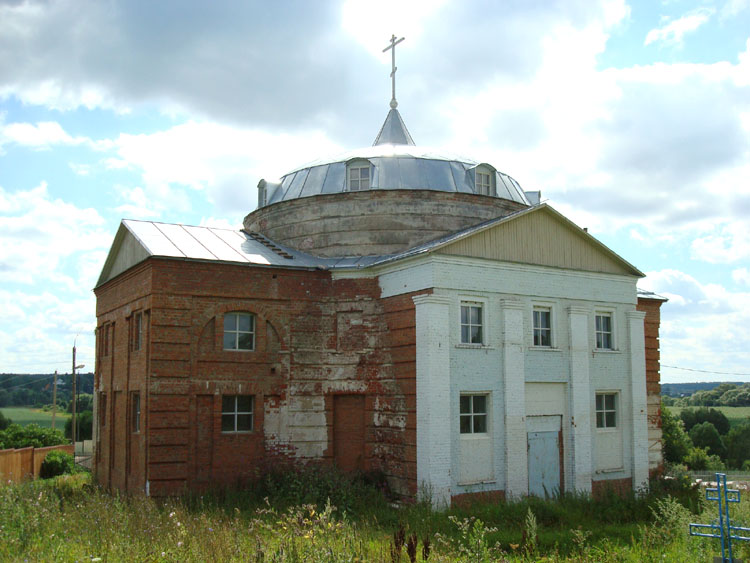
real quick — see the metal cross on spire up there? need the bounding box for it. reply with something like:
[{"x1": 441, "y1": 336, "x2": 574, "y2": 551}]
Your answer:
[{"x1": 383, "y1": 34, "x2": 405, "y2": 109}]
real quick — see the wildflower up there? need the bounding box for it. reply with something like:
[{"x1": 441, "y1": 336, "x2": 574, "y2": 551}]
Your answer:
[
  {"x1": 208, "y1": 528, "x2": 213, "y2": 532},
  {"x1": 169, "y1": 511, "x2": 176, "y2": 518},
  {"x1": 177, "y1": 541, "x2": 183, "y2": 547}
]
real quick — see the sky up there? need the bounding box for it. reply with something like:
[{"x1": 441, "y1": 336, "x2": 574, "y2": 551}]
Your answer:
[{"x1": 0, "y1": 0, "x2": 749, "y2": 383}]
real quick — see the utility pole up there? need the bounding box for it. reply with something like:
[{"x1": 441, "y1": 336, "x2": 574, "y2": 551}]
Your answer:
[
  {"x1": 51, "y1": 370, "x2": 58, "y2": 430},
  {"x1": 71, "y1": 342, "x2": 85, "y2": 456},
  {"x1": 72, "y1": 346, "x2": 77, "y2": 453}
]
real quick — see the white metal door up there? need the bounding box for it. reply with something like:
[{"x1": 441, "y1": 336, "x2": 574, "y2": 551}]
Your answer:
[{"x1": 528, "y1": 430, "x2": 560, "y2": 497}]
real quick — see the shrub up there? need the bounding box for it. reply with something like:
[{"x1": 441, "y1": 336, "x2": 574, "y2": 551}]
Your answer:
[
  {"x1": 684, "y1": 447, "x2": 725, "y2": 471},
  {"x1": 0, "y1": 423, "x2": 67, "y2": 449},
  {"x1": 39, "y1": 450, "x2": 75, "y2": 479}
]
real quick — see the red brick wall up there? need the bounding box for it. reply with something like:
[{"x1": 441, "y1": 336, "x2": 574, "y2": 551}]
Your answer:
[
  {"x1": 637, "y1": 297, "x2": 665, "y2": 475},
  {"x1": 94, "y1": 257, "x2": 418, "y2": 497}
]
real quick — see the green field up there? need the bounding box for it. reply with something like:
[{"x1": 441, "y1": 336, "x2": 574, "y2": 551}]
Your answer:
[
  {"x1": 0, "y1": 407, "x2": 70, "y2": 429},
  {"x1": 666, "y1": 405, "x2": 750, "y2": 428}
]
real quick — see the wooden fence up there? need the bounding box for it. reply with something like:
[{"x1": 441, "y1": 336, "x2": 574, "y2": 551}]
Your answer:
[{"x1": 0, "y1": 444, "x2": 74, "y2": 484}]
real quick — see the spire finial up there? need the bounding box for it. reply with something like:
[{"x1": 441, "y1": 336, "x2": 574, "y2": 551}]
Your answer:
[{"x1": 383, "y1": 35, "x2": 405, "y2": 109}]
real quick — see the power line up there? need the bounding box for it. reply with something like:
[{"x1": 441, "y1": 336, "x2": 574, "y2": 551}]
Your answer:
[{"x1": 662, "y1": 364, "x2": 750, "y2": 377}]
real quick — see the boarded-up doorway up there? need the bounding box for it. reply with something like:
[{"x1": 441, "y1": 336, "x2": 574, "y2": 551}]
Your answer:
[
  {"x1": 333, "y1": 394, "x2": 365, "y2": 473},
  {"x1": 527, "y1": 415, "x2": 563, "y2": 498},
  {"x1": 194, "y1": 395, "x2": 213, "y2": 484}
]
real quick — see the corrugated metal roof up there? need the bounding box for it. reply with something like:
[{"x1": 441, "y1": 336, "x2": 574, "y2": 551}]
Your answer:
[
  {"x1": 99, "y1": 211, "x2": 647, "y2": 287},
  {"x1": 121, "y1": 220, "x2": 326, "y2": 269},
  {"x1": 637, "y1": 288, "x2": 669, "y2": 301}
]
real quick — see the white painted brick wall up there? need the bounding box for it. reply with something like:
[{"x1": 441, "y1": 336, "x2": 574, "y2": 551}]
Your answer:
[
  {"x1": 628, "y1": 310, "x2": 649, "y2": 492},
  {"x1": 396, "y1": 255, "x2": 645, "y2": 501},
  {"x1": 413, "y1": 293, "x2": 453, "y2": 507}
]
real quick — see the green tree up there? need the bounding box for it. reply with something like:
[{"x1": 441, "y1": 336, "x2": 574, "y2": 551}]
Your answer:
[
  {"x1": 64, "y1": 410, "x2": 92, "y2": 441},
  {"x1": 725, "y1": 422, "x2": 750, "y2": 469},
  {"x1": 680, "y1": 407, "x2": 730, "y2": 435},
  {"x1": 689, "y1": 421, "x2": 726, "y2": 459},
  {"x1": 66, "y1": 393, "x2": 93, "y2": 414},
  {"x1": 661, "y1": 404, "x2": 692, "y2": 464},
  {"x1": 0, "y1": 410, "x2": 11, "y2": 430}
]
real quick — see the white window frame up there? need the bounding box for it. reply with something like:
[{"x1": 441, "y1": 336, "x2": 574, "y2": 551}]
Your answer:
[
  {"x1": 532, "y1": 305, "x2": 553, "y2": 348},
  {"x1": 595, "y1": 392, "x2": 618, "y2": 430},
  {"x1": 475, "y1": 165, "x2": 494, "y2": 196},
  {"x1": 459, "y1": 393, "x2": 489, "y2": 435},
  {"x1": 347, "y1": 160, "x2": 371, "y2": 191},
  {"x1": 223, "y1": 312, "x2": 255, "y2": 351},
  {"x1": 459, "y1": 300, "x2": 485, "y2": 346},
  {"x1": 594, "y1": 311, "x2": 615, "y2": 350},
  {"x1": 221, "y1": 395, "x2": 254, "y2": 433}
]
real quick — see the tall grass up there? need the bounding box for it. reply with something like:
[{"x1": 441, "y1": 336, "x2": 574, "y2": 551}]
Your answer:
[{"x1": 2, "y1": 467, "x2": 749, "y2": 562}]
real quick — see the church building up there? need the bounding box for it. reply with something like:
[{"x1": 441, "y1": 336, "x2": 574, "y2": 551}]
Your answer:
[{"x1": 93, "y1": 42, "x2": 664, "y2": 504}]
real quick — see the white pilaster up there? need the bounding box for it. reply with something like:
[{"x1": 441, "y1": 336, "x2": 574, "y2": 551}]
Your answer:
[
  {"x1": 502, "y1": 300, "x2": 527, "y2": 498},
  {"x1": 568, "y1": 306, "x2": 592, "y2": 494},
  {"x1": 413, "y1": 293, "x2": 452, "y2": 507},
  {"x1": 627, "y1": 310, "x2": 649, "y2": 493}
]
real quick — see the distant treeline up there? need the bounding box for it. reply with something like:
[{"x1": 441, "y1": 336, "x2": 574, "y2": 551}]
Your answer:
[
  {"x1": 0, "y1": 373, "x2": 94, "y2": 409},
  {"x1": 663, "y1": 382, "x2": 750, "y2": 407}
]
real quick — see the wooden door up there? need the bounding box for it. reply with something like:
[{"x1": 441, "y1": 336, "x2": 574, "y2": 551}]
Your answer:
[{"x1": 333, "y1": 395, "x2": 365, "y2": 473}]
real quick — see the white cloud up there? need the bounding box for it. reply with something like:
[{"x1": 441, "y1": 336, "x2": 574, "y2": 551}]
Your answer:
[
  {"x1": 644, "y1": 8, "x2": 714, "y2": 47},
  {"x1": 643, "y1": 268, "x2": 750, "y2": 380},
  {"x1": 0, "y1": 182, "x2": 109, "y2": 287},
  {"x1": 691, "y1": 221, "x2": 750, "y2": 264},
  {"x1": 108, "y1": 121, "x2": 343, "y2": 220},
  {"x1": 732, "y1": 267, "x2": 750, "y2": 286},
  {"x1": 721, "y1": 0, "x2": 750, "y2": 20},
  {"x1": 0, "y1": 289, "x2": 96, "y2": 373}
]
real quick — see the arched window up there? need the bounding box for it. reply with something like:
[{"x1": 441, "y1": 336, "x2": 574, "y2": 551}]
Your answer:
[
  {"x1": 347, "y1": 160, "x2": 371, "y2": 191},
  {"x1": 474, "y1": 165, "x2": 495, "y2": 196},
  {"x1": 223, "y1": 312, "x2": 255, "y2": 351}
]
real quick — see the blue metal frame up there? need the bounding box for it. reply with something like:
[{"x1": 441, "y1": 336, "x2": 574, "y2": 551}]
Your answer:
[{"x1": 689, "y1": 472, "x2": 750, "y2": 562}]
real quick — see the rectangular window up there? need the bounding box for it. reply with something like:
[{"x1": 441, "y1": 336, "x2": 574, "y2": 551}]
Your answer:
[
  {"x1": 132, "y1": 312, "x2": 142, "y2": 352},
  {"x1": 222, "y1": 395, "x2": 254, "y2": 432},
  {"x1": 595, "y1": 313, "x2": 613, "y2": 349},
  {"x1": 460, "y1": 303, "x2": 483, "y2": 344},
  {"x1": 100, "y1": 393, "x2": 107, "y2": 427},
  {"x1": 348, "y1": 165, "x2": 370, "y2": 191},
  {"x1": 533, "y1": 307, "x2": 552, "y2": 346},
  {"x1": 596, "y1": 393, "x2": 617, "y2": 429},
  {"x1": 223, "y1": 312, "x2": 255, "y2": 351},
  {"x1": 476, "y1": 171, "x2": 492, "y2": 195},
  {"x1": 460, "y1": 394, "x2": 488, "y2": 434},
  {"x1": 131, "y1": 392, "x2": 140, "y2": 433},
  {"x1": 103, "y1": 324, "x2": 109, "y2": 356}
]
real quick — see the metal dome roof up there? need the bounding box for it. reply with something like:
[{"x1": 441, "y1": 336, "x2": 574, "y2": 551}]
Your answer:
[
  {"x1": 262, "y1": 144, "x2": 529, "y2": 207},
  {"x1": 259, "y1": 107, "x2": 530, "y2": 207}
]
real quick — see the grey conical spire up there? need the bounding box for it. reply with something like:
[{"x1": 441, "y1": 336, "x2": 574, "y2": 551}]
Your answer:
[{"x1": 373, "y1": 108, "x2": 415, "y2": 146}]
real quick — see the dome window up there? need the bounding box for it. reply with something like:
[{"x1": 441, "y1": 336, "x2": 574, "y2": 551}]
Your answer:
[
  {"x1": 475, "y1": 166, "x2": 494, "y2": 196},
  {"x1": 347, "y1": 160, "x2": 371, "y2": 191}
]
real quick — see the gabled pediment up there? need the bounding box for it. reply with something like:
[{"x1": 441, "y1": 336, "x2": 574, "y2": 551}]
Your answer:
[
  {"x1": 96, "y1": 223, "x2": 151, "y2": 288},
  {"x1": 435, "y1": 204, "x2": 643, "y2": 277}
]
